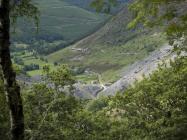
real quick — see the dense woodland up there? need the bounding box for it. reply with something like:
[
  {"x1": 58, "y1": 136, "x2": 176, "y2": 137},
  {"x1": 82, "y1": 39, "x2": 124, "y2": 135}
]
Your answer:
[{"x1": 0, "y1": 0, "x2": 187, "y2": 140}]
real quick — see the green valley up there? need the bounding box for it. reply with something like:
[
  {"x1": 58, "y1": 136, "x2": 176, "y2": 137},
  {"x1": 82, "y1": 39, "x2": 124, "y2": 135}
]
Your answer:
[
  {"x1": 0, "y1": 0, "x2": 187, "y2": 140},
  {"x1": 13, "y1": 0, "x2": 109, "y2": 54},
  {"x1": 12, "y1": 3, "x2": 167, "y2": 83},
  {"x1": 46, "y1": 5, "x2": 167, "y2": 83},
  {"x1": 47, "y1": 33, "x2": 166, "y2": 83}
]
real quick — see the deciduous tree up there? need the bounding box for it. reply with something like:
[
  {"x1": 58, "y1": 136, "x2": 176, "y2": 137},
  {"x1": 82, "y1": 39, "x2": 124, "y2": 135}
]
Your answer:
[{"x1": 0, "y1": 0, "x2": 38, "y2": 139}]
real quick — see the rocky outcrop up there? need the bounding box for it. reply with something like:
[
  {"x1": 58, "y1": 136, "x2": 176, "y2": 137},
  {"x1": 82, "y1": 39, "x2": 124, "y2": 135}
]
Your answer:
[
  {"x1": 73, "y1": 83, "x2": 103, "y2": 99},
  {"x1": 98, "y1": 44, "x2": 175, "y2": 96}
]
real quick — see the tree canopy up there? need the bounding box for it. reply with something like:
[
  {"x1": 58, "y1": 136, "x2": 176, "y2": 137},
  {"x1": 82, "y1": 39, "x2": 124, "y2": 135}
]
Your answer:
[
  {"x1": 10, "y1": 0, "x2": 39, "y2": 28},
  {"x1": 128, "y1": 0, "x2": 187, "y2": 51}
]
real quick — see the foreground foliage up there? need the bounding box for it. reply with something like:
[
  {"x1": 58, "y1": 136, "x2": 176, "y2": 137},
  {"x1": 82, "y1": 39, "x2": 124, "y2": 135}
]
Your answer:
[
  {"x1": 1, "y1": 56, "x2": 186, "y2": 139},
  {"x1": 78, "y1": 56, "x2": 187, "y2": 140}
]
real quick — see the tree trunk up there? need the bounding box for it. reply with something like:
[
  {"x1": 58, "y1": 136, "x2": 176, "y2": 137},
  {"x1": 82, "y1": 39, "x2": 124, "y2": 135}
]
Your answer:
[{"x1": 0, "y1": 0, "x2": 24, "y2": 140}]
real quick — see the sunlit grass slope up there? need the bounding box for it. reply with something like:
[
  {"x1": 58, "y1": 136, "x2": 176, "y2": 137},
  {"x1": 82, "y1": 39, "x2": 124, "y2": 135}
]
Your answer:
[{"x1": 47, "y1": 5, "x2": 166, "y2": 83}]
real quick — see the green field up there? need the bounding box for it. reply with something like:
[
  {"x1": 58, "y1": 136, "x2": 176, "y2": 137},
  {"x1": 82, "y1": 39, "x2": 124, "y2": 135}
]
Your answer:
[{"x1": 12, "y1": 43, "x2": 57, "y2": 76}]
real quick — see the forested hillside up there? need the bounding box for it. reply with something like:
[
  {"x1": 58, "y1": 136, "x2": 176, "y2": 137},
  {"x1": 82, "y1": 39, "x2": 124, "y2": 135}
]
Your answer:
[{"x1": 12, "y1": 0, "x2": 109, "y2": 54}]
